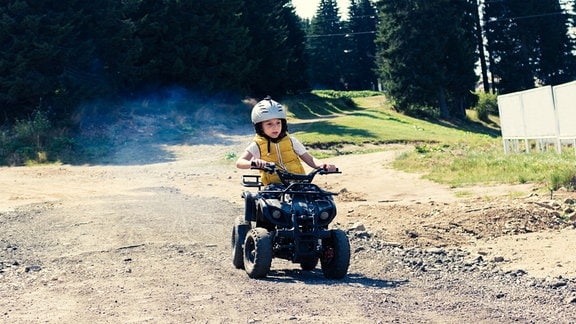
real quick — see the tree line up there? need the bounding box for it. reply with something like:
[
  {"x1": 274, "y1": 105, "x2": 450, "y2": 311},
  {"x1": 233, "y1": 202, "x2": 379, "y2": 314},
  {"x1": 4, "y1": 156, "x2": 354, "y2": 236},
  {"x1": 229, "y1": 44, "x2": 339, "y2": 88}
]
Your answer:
[
  {"x1": 0, "y1": 0, "x2": 308, "y2": 122},
  {"x1": 0, "y1": 0, "x2": 575, "y2": 124},
  {"x1": 374, "y1": 0, "x2": 576, "y2": 119}
]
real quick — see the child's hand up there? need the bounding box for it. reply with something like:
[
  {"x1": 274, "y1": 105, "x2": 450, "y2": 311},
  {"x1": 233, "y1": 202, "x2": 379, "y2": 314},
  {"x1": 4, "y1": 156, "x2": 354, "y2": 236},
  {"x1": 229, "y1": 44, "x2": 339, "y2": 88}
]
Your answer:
[
  {"x1": 251, "y1": 159, "x2": 269, "y2": 168},
  {"x1": 320, "y1": 163, "x2": 337, "y2": 172}
]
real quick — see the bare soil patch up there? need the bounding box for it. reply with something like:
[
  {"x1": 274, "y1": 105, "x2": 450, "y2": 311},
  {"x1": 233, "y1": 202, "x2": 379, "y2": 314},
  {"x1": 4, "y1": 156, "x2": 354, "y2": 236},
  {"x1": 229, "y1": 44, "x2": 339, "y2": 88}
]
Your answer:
[{"x1": 2, "y1": 119, "x2": 576, "y2": 322}]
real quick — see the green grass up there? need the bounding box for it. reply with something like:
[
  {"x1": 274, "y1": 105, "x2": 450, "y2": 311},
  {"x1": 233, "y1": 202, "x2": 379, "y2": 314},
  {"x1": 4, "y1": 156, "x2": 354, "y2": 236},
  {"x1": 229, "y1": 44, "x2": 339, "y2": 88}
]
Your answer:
[
  {"x1": 394, "y1": 141, "x2": 576, "y2": 188},
  {"x1": 286, "y1": 93, "x2": 499, "y2": 147},
  {"x1": 282, "y1": 91, "x2": 576, "y2": 191}
]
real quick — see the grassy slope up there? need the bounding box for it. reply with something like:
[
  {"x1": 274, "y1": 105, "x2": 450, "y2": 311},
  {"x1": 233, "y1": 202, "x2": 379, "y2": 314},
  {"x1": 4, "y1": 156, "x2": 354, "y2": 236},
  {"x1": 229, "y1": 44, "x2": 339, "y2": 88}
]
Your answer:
[{"x1": 282, "y1": 92, "x2": 576, "y2": 190}]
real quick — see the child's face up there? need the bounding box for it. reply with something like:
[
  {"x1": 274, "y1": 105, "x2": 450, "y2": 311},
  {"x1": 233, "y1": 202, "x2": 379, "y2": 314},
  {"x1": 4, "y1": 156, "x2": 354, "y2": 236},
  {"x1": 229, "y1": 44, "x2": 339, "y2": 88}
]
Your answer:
[{"x1": 262, "y1": 118, "x2": 282, "y2": 139}]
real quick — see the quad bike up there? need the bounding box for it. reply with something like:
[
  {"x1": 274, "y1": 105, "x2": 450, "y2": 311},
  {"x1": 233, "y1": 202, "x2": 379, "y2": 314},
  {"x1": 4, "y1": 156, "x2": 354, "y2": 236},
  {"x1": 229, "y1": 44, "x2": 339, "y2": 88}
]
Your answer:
[{"x1": 231, "y1": 162, "x2": 350, "y2": 279}]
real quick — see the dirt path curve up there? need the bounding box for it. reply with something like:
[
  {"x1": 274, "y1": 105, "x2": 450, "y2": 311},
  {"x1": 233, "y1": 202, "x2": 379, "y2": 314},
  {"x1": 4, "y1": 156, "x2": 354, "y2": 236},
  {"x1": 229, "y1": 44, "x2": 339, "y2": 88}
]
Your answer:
[{"x1": 1, "y1": 130, "x2": 576, "y2": 323}]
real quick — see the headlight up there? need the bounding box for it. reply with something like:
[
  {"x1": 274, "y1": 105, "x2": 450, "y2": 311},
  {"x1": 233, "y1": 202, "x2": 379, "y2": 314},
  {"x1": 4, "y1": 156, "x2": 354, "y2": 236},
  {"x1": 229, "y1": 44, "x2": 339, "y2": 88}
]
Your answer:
[
  {"x1": 272, "y1": 209, "x2": 282, "y2": 219},
  {"x1": 319, "y1": 211, "x2": 330, "y2": 220}
]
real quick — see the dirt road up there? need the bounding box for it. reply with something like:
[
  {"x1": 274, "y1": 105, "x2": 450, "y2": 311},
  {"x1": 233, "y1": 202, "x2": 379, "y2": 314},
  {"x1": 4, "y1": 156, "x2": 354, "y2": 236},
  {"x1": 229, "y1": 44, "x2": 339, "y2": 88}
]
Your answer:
[{"x1": 2, "y1": 122, "x2": 576, "y2": 323}]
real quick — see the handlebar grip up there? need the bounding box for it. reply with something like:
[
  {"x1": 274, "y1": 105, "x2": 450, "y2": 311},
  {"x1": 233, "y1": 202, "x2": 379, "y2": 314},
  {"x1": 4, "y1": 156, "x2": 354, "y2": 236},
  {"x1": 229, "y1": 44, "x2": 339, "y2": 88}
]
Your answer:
[
  {"x1": 318, "y1": 167, "x2": 340, "y2": 173},
  {"x1": 251, "y1": 160, "x2": 275, "y2": 168},
  {"x1": 250, "y1": 160, "x2": 276, "y2": 174}
]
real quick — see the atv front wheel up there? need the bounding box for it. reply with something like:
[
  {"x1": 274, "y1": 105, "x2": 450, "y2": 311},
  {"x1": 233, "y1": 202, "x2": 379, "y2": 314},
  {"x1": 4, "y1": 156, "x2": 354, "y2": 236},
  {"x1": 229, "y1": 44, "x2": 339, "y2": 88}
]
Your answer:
[
  {"x1": 320, "y1": 229, "x2": 350, "y2": 279},
  {"x1": 243, "y1": 227, "x2": 273, "y2": 278},
  {"x1": 231, "y1": 216, "x2": 250, "y2": 269}
]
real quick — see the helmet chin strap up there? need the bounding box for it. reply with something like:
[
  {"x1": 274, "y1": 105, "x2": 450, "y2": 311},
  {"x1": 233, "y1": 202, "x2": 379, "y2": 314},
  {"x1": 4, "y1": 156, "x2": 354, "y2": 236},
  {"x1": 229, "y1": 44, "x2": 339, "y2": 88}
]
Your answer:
[{"x1": 264, "y1": 132, "x2": 286, "y2": 156}]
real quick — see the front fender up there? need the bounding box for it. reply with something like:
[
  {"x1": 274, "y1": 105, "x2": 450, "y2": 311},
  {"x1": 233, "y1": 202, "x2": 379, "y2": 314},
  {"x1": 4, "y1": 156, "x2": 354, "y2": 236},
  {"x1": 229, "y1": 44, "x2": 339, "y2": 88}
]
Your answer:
[
  {"x1": 243, "y1": 191, "x2": 256, "y2": 222},
  {"x1": 257, "y1": 198, "x2": 291, "y2": 228}
]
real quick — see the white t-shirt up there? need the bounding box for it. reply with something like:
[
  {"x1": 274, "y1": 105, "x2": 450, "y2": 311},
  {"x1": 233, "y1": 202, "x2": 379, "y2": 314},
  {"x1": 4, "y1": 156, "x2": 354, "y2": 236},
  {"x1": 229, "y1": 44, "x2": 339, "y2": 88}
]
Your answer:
[{"x1": 245, "y1": 136, "x2": 307, "y2": 159}]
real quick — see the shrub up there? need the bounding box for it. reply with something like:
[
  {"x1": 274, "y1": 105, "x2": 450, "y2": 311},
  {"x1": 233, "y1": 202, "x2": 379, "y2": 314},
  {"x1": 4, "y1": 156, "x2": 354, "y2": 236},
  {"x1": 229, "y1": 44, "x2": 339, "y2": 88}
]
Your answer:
[
  {"x1": 0, "y1": 110, "x2": 73, "y2": 165},
  {"x1": 474, "y1": 92, "x2": 498, "y2": 121},
  {"x1": 550, "y1": 168, "x2": 576, "y2": 191}
]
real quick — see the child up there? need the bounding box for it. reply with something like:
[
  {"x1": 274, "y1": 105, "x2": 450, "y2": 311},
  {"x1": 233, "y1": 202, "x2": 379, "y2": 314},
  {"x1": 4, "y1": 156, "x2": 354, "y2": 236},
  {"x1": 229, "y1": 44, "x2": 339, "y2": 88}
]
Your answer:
[{"x1": 236, "y1": 97, "x2": 337, "y2": 186}]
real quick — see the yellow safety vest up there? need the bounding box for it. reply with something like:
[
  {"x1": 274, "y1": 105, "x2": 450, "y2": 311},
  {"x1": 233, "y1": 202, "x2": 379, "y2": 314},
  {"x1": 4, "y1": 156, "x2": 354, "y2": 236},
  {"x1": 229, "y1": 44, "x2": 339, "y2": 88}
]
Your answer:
[{"x1": 254, "y1": 133, "x2": 305, "y2": 185}]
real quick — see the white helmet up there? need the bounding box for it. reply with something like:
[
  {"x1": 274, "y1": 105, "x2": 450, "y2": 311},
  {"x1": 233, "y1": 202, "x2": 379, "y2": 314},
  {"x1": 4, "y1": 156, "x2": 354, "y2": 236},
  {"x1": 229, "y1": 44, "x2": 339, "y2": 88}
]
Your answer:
[{"x1": 251, "y1": 97, "x2": 286, "y2": 124}]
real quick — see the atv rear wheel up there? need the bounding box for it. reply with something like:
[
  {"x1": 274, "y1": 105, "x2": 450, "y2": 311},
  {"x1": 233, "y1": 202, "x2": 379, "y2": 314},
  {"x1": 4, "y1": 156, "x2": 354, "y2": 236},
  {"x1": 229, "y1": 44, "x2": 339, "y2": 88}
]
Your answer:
[
  {"x1": 320, "y1": 229, "x2": 350, "y2": 279},
  {"x1": 243, "y1": 227, "x2": 273, "y2": 278},
  {"x1": 231, "y1": 216, "x2": 250, "y2": 269}
]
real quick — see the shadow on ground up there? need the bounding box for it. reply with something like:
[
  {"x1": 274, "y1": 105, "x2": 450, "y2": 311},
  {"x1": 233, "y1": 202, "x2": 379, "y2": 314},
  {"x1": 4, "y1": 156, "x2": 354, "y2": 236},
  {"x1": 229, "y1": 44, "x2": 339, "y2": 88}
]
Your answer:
[{"x1": 261, "y1": 269, "x2": 409, "y2": 289}]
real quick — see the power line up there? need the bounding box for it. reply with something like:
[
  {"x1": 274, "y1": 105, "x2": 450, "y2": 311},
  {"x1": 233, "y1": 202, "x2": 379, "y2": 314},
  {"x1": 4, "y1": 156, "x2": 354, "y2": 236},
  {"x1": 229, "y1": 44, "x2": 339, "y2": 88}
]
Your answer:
[
  {"x1": 306, "y1": 30, "x2": 376, "y2": 38},
  {"x1": 307, "y1": 14, "x2": 377, "y2": 23},
  {"x1": 487, "y1": 11, "x2": 575, "y2": 23},
  {"x1": 306, "y1": 1, "x2": 576, "y2": 38}
]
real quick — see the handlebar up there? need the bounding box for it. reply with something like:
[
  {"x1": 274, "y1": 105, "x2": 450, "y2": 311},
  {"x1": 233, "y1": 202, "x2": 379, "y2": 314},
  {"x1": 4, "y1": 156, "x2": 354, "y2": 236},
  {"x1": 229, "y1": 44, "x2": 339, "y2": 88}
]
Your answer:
[
  {"x1": 250, "y1": 161, "x2": 277, "y2": 174},
  {"x1": 250, "y1": 161, "x2": 340, "y2": 186}
]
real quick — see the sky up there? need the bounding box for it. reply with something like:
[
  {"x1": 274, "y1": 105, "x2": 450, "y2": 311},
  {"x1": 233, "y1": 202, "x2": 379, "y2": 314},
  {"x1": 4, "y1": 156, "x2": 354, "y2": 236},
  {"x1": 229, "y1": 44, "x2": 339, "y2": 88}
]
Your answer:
[{"x1": 292, "y1": 0, "x2": 350, "y2": 19}]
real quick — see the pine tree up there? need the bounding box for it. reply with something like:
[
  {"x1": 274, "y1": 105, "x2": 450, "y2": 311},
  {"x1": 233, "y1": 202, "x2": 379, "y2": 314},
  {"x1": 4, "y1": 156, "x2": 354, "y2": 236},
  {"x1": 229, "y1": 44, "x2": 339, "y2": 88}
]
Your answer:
[
  {"x1": 444, "y1": 0, "x2": 479, "y2": 117},
  {"x1": 69, "y1": 1, "x2": 130, "y2": 96},
  {"x1": 0, "y1": 0, "x2": 309, "y2": 121},
  {"x1": 241, "y1": 0, "x2": 308, "y2": 98},
  {"x1": 129, "y1": 0, "x2": 251, "y2": 95},
  {"x1": 280, "y1": 4, "x2": 310, "y2": 95},
  {"x1": 346, "y1": 0, "x2": 379, "y2": 90},
  {"x1": 375, "y1": 0, "x2": 478, "y2": 119},
  {"x1": 307, "y1": 0, "x2": 348, "y2": 90},
  {"x1": 569, "y1": 0, "x2": 576, "y2": 39},
  {"x1": 532, "y1": 1, "x2": 576, "y2": 85},
  {"x1": 484, "y1": 0, "x2": 576, "y2": 94},
  {"x1": 0, "y1": 0, "x2": 115, "y2": 120}
]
